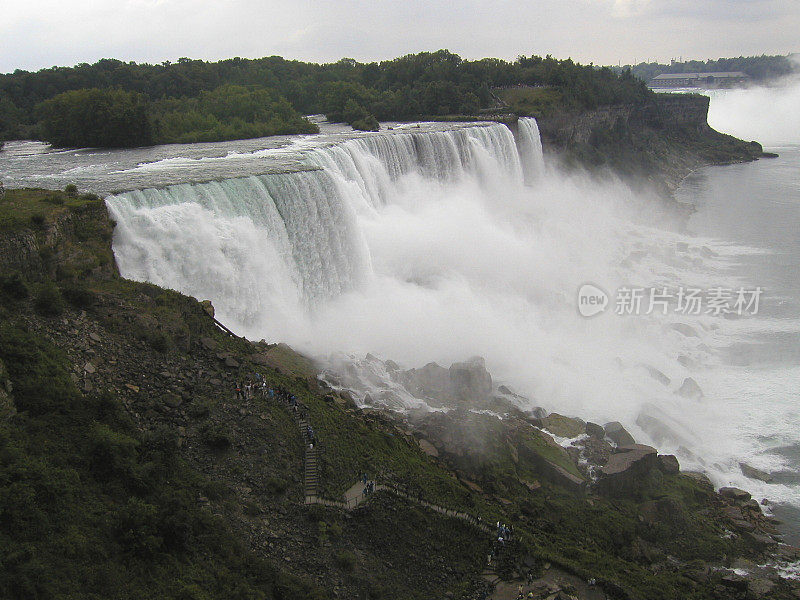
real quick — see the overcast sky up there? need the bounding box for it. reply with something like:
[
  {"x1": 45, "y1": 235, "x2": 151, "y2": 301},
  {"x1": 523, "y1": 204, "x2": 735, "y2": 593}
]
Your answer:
[{"x1": 1, "y1": 0, "x2": 798, "y2": 74}]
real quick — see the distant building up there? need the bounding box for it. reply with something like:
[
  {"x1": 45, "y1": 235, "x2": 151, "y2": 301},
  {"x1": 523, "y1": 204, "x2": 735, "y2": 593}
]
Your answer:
[{"x1": 649, "y1": 72, "x2": 749, "y2": 89}]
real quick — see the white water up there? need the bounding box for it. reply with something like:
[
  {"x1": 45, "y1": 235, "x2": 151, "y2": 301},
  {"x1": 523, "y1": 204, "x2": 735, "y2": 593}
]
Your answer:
[
  {"x1": 706, "y1": 73, "x2": 800, "y2": 146},
  {"x1": 105, "y1": 113, "x2": 799, "y2": 532}
]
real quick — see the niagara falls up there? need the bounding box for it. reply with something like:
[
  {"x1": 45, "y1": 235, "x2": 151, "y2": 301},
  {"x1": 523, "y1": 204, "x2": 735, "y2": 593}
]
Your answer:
[{"x1": 1, "y1": 4, "x2": 799, "y2": 598}]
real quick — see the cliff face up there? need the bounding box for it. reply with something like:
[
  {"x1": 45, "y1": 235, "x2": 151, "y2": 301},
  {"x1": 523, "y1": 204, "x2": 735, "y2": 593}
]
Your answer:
[
  {"x1": 0, "y1": 193, "x2": 116, "y2": 281},
  {"x1": 534, "y1": 93, "x2": 764, "y2": 195}
]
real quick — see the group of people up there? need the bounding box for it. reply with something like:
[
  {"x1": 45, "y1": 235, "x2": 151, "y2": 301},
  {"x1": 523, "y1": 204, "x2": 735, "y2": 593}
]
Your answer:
[
  {"x1": 360, "y1": 473, "x2": 376, "y2": 497},
  {"x1": 234, "y1": 373, "x2": 276, "y2": 401},
  {"x1": 496, "y1": 521, "x2": 513, "y2": 542},
  {"x1": 487, "y1": 521, "x2": 514, "y2": 566}
]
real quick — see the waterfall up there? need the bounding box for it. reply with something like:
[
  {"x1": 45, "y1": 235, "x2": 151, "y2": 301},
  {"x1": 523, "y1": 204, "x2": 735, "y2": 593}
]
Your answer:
[
  {"x1": 106, "y1": 120, "x2": 543, "y2": 338},
  {"x1": 516, "y1": 117, "x2": 545, "y2": 183}
]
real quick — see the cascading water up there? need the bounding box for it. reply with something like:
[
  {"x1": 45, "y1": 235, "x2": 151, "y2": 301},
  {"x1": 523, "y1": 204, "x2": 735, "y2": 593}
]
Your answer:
[
  {"x1": 105, "y1": 114, "x2": 798, "y2": 531},
  {"x1": 107, "y1": 120, "x2": 540, "y2": 329}
]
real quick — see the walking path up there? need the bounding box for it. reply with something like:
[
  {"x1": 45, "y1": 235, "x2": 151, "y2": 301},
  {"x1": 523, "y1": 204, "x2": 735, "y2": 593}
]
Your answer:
[{"x1": 274, "y1": 388, "x2": 515, "y2": 598}]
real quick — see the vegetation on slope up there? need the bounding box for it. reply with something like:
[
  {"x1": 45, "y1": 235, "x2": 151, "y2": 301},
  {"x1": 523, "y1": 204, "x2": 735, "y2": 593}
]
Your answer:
[{"x1": 0, "y1": 186, "x2": 796, "y2": 599}]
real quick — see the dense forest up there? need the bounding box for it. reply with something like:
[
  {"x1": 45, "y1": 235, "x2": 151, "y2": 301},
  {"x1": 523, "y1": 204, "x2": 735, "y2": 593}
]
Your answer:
[
  {"x1": 0, "y1": 51, "x2": 651, "y2": 147},
  {"x1": 620, "y1": 54, "x2": 797, "y2": 85}
]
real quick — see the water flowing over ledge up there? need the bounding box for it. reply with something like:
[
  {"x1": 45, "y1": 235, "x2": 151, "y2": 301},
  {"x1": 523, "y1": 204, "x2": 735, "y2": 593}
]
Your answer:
[{"x1": 106, "y1": 120, "x2": 545, "y2": 316}]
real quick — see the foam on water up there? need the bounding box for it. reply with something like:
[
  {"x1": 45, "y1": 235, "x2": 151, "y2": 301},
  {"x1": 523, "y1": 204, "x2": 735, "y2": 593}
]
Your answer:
[{"x1": 103, "y1": 115, "x2": 800, "y2": 524}]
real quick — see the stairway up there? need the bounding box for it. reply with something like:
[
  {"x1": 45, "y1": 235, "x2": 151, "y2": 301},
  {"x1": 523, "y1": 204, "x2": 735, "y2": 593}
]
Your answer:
[{"x1": 299, "y1": 417, "x2": 319, "y2": 502}]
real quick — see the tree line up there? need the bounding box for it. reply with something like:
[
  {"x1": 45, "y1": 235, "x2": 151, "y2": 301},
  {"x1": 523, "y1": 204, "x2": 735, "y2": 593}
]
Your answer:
[
  {"x1": 619, "y1": 54, "x2": 797, "y2": 85},
  {"x1": 0, "y1": 50, "x2": 654, "y2": 148}
]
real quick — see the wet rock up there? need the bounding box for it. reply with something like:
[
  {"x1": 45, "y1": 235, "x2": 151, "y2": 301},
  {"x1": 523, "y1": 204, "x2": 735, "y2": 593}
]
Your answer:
[
  {"x1": 640, "y1": 364, "x2": 670, "y2": 386},
  {"x1": 598, "y1": 444, "x2": 658, "y2": 494},
  {"x1": 747, "y1": 532, "x2": 778, "y2": 547},
  {"x1": 732, "y1": 519, "x2": 756, "y2": 532},
  {"x1": 448, "y1": 356, "x2": 492, "y2": 403},
  {"x1": 603, "y1": 421, "x2": 636, "y2": 446},
  {"x1": 723, "y1": 505, "x2": 744, "y2": 520},
  {"x1": 682, "y1": 471, "x2": 713, "y2": 489},
  {"x1": 200, "y1": 300, "x2": 215, "y2": 318},
  {"x1": 719, "y1": 487, "x2": 752, "y2": 502},
  {"x1": 529, "y1": 406, "x2": 548, "y2": 420},
  {"x1": 740, "y1": 462, "x2": 774, "y2": 483},
  {"x1": 636, "y1": 405, "x2": 694, "y2": 448},
  {"x1": 677, "y1": 377, "x2": 703, "y2": 400},
  {"x1": 671, "y1": 323, "x2": 699, "y2": 337},
  {"x1": 742, "y1": 499, "x2": 762, "y2": 514},
  {"x1": 585, "y1": 422, "x2": 605, "y2": 439},
  {"x1": 657, "y1": 454, "x2": 680, "y2": 474},
  {"x1": 541, "y1": 413, "x2": 584, "y2": 438},
  {"x1": 719, "y1": 572, "x2": 748, "y2": 592}
]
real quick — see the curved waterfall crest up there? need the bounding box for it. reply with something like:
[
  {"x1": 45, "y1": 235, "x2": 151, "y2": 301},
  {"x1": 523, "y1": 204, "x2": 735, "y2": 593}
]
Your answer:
[{"x1": 106, "y1": 118, "x2": 545, "y2": 333}]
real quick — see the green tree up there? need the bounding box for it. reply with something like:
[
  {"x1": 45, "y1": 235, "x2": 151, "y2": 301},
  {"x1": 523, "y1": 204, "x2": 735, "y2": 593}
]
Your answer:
[{"x1": 36, "y1": 88, "x2": 153, "y2": 148}]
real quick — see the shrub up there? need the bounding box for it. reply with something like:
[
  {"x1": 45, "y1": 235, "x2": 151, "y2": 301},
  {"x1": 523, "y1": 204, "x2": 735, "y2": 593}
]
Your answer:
[
  {"x1": 0, "y1": 273, "x2": 29, "y2": 300},
  {"x1": 34, "y1": 284, "x2": 64, "y2": 316},
  {"x1": 29, "y1": 213, "x2": 46, "y2": 228},
  {"x1": 64, "y1": 184, "x2": 78, "y2": 197},
  {"x1": 43, "y1": 194, "x2": 64, "y2": 206},
  {"x1": 88, "y1": 422, "x2": 139, "y2": 479},
  {"x1": 334, "y1": 550, "x2": 357, "y2": 572},
  {"x1": 0, "y1": 323, "x2": 78, "y2": 415},
  {"x1": 351, "y1": 115, "x2": 380, "y2": 132},
  {"x1": 200, "y1": 422, "x2": 232, "y2": 449},
  {"x1": 113, "y1": 498, "x2": 162, "y2": 556},
  {"x1": 60, "y1": 283, "x2": 97, "y2": 308},
  {"x1": 265, "y1": 477, "x2": 288, "y2": 496}
]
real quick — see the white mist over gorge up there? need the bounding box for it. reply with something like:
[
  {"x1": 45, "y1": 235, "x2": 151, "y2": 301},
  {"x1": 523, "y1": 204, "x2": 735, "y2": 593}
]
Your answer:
[{"x1": 94, "y1": 105, "x2": 800, "y2": 527}]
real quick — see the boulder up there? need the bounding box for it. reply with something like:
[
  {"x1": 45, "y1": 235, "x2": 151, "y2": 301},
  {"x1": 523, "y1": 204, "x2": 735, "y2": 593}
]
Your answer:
[
  {"x1": 723, "y1": 505, "x2": 744, "y2": 520},
  {"x1": 677, "y1": 377, "x2": 704, "y2": 400},
  {"x1": 541, "y1": 413, "x2": 585, "y2": 438},
  {"x1": 200, "y1": 336, "x2": 218, "y2": 351},
  {"x1": 603, "y1": 421, "x2": 636, "y2": 446},
  {"x1": 418, "y1": 439, "x2": 439, "y2": 457},
  {"x1": 682, "y1": 471, "x2": 713, "y2": 489},
  {"x1": 636, "y1": 407, "x2": 693, "y2": 448},
  {"x1": 732, "y1": 519, "x2": 756, "y2": 532},
  {"x1": 671, "y1": 323, "x2": 699, "y2": 337},
  {"x1": 598, "y1": 444, "x2": 658, "y2": 494},
  {"x1": 657, "y1": 454, "x2": 680, "y2": 474},
  {"x1": 739, "y1": 462, "x2": 773, "y2": 483},
  {"x1": 224, "y1": 356, "x2": 240, "y2": 369},
  {"x1": 747, "y1": 532, "x2": 777, "y2": 547},
  {"x1": 529, "y1": 406, "x2": 548, "y2": 420},
  {"x1": 719, "y1": 487, "x2": 751, "y2": 502},
  {"x1": 448, "y1": 356, "x2": 492, "y2": 403},
  {"x1": 200, "y1": 300, "x2": 215, "y2": 318},
  {"x1": 585, "y1": 422, "x2": 605, "y2": 439},
  {"x1": 640, "y1": 364, "x2": 670, "y2": 386}
]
